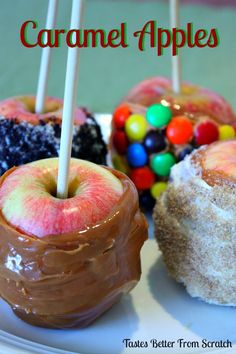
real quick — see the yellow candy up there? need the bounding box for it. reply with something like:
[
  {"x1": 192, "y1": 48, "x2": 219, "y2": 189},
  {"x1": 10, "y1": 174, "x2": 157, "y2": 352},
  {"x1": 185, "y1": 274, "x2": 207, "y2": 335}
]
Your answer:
[
  {"x1": 112, "y1": 154, "x2": 129, "y2": 174},
  {"x1": 151, "y1": 182, "x2": 167, "y2": 199},
  {"x1": 125, "y1": 114, "x2": 147, "y2": 141},
  {"x1": 219, "y1": 125, "x2": 235, "y2": 141}
]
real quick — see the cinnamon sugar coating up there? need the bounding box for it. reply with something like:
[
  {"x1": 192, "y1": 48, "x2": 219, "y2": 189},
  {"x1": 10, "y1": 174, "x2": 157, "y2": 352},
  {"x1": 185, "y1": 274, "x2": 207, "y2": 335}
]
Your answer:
[{"x1": 154, "y1": 142, "x2": 236, "y2": 305}]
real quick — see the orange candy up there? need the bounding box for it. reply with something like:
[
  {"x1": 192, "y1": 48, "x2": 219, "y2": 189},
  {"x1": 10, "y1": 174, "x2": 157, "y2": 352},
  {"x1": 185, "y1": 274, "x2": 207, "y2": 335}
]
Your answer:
[{"x1": 166, "y1": 116, "x2": 193, "y2": 145}]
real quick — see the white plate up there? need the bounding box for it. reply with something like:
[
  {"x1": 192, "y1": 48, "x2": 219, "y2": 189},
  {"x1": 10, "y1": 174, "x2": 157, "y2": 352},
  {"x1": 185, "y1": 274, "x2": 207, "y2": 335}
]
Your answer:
[
  {"x1": 0, "y1": 240, "x2": 235, "y2": 354},
  {"x1": 94, "y1": 113, "x2": 112, "y2": 145}
]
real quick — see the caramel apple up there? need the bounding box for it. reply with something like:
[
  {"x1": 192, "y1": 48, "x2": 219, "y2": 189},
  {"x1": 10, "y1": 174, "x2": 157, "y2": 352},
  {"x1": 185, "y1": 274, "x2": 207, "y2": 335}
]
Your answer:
[
  {"x1": 111, "y1": 76, "x2": 236, "y2": 210},
  {"x1": 0, "y1": 96, "x2": 107, "y2": 175},
  {"x1": 0, "y1": 158, "x2": 147, "y2": 328},
  {"x1": 123, "y1": 77, "x2": 235, "y2": 124},
  {"x1": 154, "y1": 140, "x2": 236, "y2": 305}
]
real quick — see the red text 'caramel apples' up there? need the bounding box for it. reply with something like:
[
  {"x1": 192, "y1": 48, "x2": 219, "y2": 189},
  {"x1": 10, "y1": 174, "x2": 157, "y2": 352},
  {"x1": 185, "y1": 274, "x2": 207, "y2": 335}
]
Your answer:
[
  {"x1": 0, "y1": 158, "x2": 148, "y2": 328},
  {"x1": 154, "y1": 140, "x2": 236, "y2": 305}
]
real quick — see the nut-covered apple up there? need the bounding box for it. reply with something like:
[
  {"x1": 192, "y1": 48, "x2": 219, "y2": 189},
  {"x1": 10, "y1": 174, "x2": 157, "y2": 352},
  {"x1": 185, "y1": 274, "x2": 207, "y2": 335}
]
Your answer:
[{"x1": 0, "y1": 158, "x2": 148, "y2": 328}]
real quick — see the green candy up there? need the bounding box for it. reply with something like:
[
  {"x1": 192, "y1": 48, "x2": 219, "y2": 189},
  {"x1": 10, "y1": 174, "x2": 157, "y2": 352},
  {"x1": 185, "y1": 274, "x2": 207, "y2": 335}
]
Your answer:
[
  {"x1": 146, "y1": 104, "x2": 172, "y2": 128},
  {"x1": 151, "y1": 152, "x2": 176, "y2": 176}
]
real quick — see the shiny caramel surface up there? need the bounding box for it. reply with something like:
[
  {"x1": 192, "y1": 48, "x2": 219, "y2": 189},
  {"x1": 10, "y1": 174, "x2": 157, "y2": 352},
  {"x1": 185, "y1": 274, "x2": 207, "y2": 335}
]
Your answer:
[{"x1": 0, "y1": 168, "x2": 148, "y2": 328}]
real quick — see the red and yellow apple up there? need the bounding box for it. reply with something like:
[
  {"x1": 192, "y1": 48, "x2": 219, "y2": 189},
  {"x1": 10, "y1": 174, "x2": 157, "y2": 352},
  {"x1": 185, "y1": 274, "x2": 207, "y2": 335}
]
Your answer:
[
  {"x1": 0, "y1": 158, "x2": 123, "y2": 238},
  {"x1": 123, "y1": 76, "x2": 235, "y2": 124}
]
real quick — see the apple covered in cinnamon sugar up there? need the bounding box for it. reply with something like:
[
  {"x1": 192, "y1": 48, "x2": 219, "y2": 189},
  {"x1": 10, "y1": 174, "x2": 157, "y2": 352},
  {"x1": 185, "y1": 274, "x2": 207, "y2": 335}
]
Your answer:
[
  {"x1": 0, "y1": 158, "x2": 147, "y2": 328},
  {"x1": 154, "y1": 140, "x2": 236, "y2": 305}
]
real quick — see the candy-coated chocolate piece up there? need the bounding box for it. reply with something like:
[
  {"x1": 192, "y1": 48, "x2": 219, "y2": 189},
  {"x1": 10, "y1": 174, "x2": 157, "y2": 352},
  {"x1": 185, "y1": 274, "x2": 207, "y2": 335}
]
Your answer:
[
  {"x1": 125, "y1": 114, "x2": 147, "y2": 141},
  {"x1": 113, "y1": 104, "x2": 131, "y2": 130},
  {"x1": 127, "y1": 143, "x2": 147, "y2": 167},
  {"x1": 177, "y1": 145, "x2": 194, "y2": 161},
  {"x1": 146, "y1": 104, "x2": 172, "y2": 128},
  {"x1": 139, "y1": 190, "x2": 156, "y2": 211},
  {"x1": 143, "y1": 130, "x2": 167, "y2": 154},
  {"x1": 194, "y1": 120, "x2": 219, "y2": 146},
  {"x1": 113, "y1": 131, "x2": 128, "y2": 155},
  {"x1": 219, "y1": 125, "x2": 235, "y2": 141},
  {"x1": 151, "y1": 152, "x2": 176, "y2": 176},
  {"x1": 151, "y1": 182, "x2": 168, "y2": 198},
  {"x1": 166, "y1": 116, "x2": 193, "y2": 145},
  {"x1": 130, "y1": 167, "x2": 155, "y2": 190}
]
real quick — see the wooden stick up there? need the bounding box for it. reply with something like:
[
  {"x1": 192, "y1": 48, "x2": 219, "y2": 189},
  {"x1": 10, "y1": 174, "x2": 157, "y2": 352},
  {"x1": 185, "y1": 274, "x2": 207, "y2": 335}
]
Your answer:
[
  {"x1": 170, "y1": 0, "x2": 181, "y2": 93},
  {"x1": 57, "y1": 0, "x2": 84, "y2": 199},
  {"x1": 35, "y1": 0, "x2": 58, "y2": 114}
]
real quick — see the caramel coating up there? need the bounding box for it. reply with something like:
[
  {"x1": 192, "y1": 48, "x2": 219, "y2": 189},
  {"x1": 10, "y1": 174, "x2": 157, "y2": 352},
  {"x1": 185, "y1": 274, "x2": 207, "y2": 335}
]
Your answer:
[
  {"x1": 0, "y1": 168, "x2": 148, "y2": 328},
  {"x1": 123, "y1": 77, "x2": 236, "y2": 125}
]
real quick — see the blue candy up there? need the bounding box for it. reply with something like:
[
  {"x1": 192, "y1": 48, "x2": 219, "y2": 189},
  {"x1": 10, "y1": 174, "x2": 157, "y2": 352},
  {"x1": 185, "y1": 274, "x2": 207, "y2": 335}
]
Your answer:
[{"x1": 127, "y1": 143, "x2": 147, "y2": 167}]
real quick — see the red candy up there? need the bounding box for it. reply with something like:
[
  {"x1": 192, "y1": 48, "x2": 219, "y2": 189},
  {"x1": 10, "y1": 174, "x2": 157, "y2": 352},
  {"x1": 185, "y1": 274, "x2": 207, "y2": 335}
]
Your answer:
[
  {"x1": 194, "y1": 121, "x2": 219, "y2": 145},
  {"x1": 130, "y1": 167, "x2": 155, "y2": 190},
  {"x1": 113, "y1": 104, "x2": 131, "y2": 130},
  {"x1": 113, "y1": 131, "x2": 128, "y2": 154},
  {"x1": 166, "y1": 116, "x2": 193, "y2": 145}
]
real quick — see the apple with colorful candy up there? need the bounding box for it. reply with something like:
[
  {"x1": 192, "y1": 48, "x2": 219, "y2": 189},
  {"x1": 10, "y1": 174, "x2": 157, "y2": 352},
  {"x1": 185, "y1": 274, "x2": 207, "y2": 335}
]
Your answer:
[
  {"x1": 111, "y1": 77, "x2": 236, "y2": 210},
  {"x1": 123, "y1": 77, "x2": 235, "y2": 124},
  {"x1": 0, "y1": 158, "x2": 147, "y2": 328}
]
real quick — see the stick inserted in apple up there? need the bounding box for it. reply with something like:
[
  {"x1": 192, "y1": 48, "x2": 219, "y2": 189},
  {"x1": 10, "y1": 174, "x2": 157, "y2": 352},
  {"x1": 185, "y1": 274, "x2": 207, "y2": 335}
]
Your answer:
[
  {"x1": 0, "y1": 0, "x2": 107, "y2": 176},
  {"x1": 0, "y1": 157, "x2": 147, "y2": 328}
]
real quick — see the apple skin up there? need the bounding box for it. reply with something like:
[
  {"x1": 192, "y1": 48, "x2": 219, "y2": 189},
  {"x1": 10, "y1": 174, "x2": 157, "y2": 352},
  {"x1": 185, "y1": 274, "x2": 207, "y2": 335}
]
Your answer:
[
  {"x1": 0, "y1": 158, "x2": 123, "y2": 238},
  {"x1": 193, "y1": 140, "x2": 236, "y2": 188},
  {"x1": 0, "y1": 96, "x2": 86, "y2": 125},
  {"x1": 204, "y1": 140, "x2": 236, "y2": 179},
  {"x1": 123, "y1": 76, "x2": 235, "y2": 125}
]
